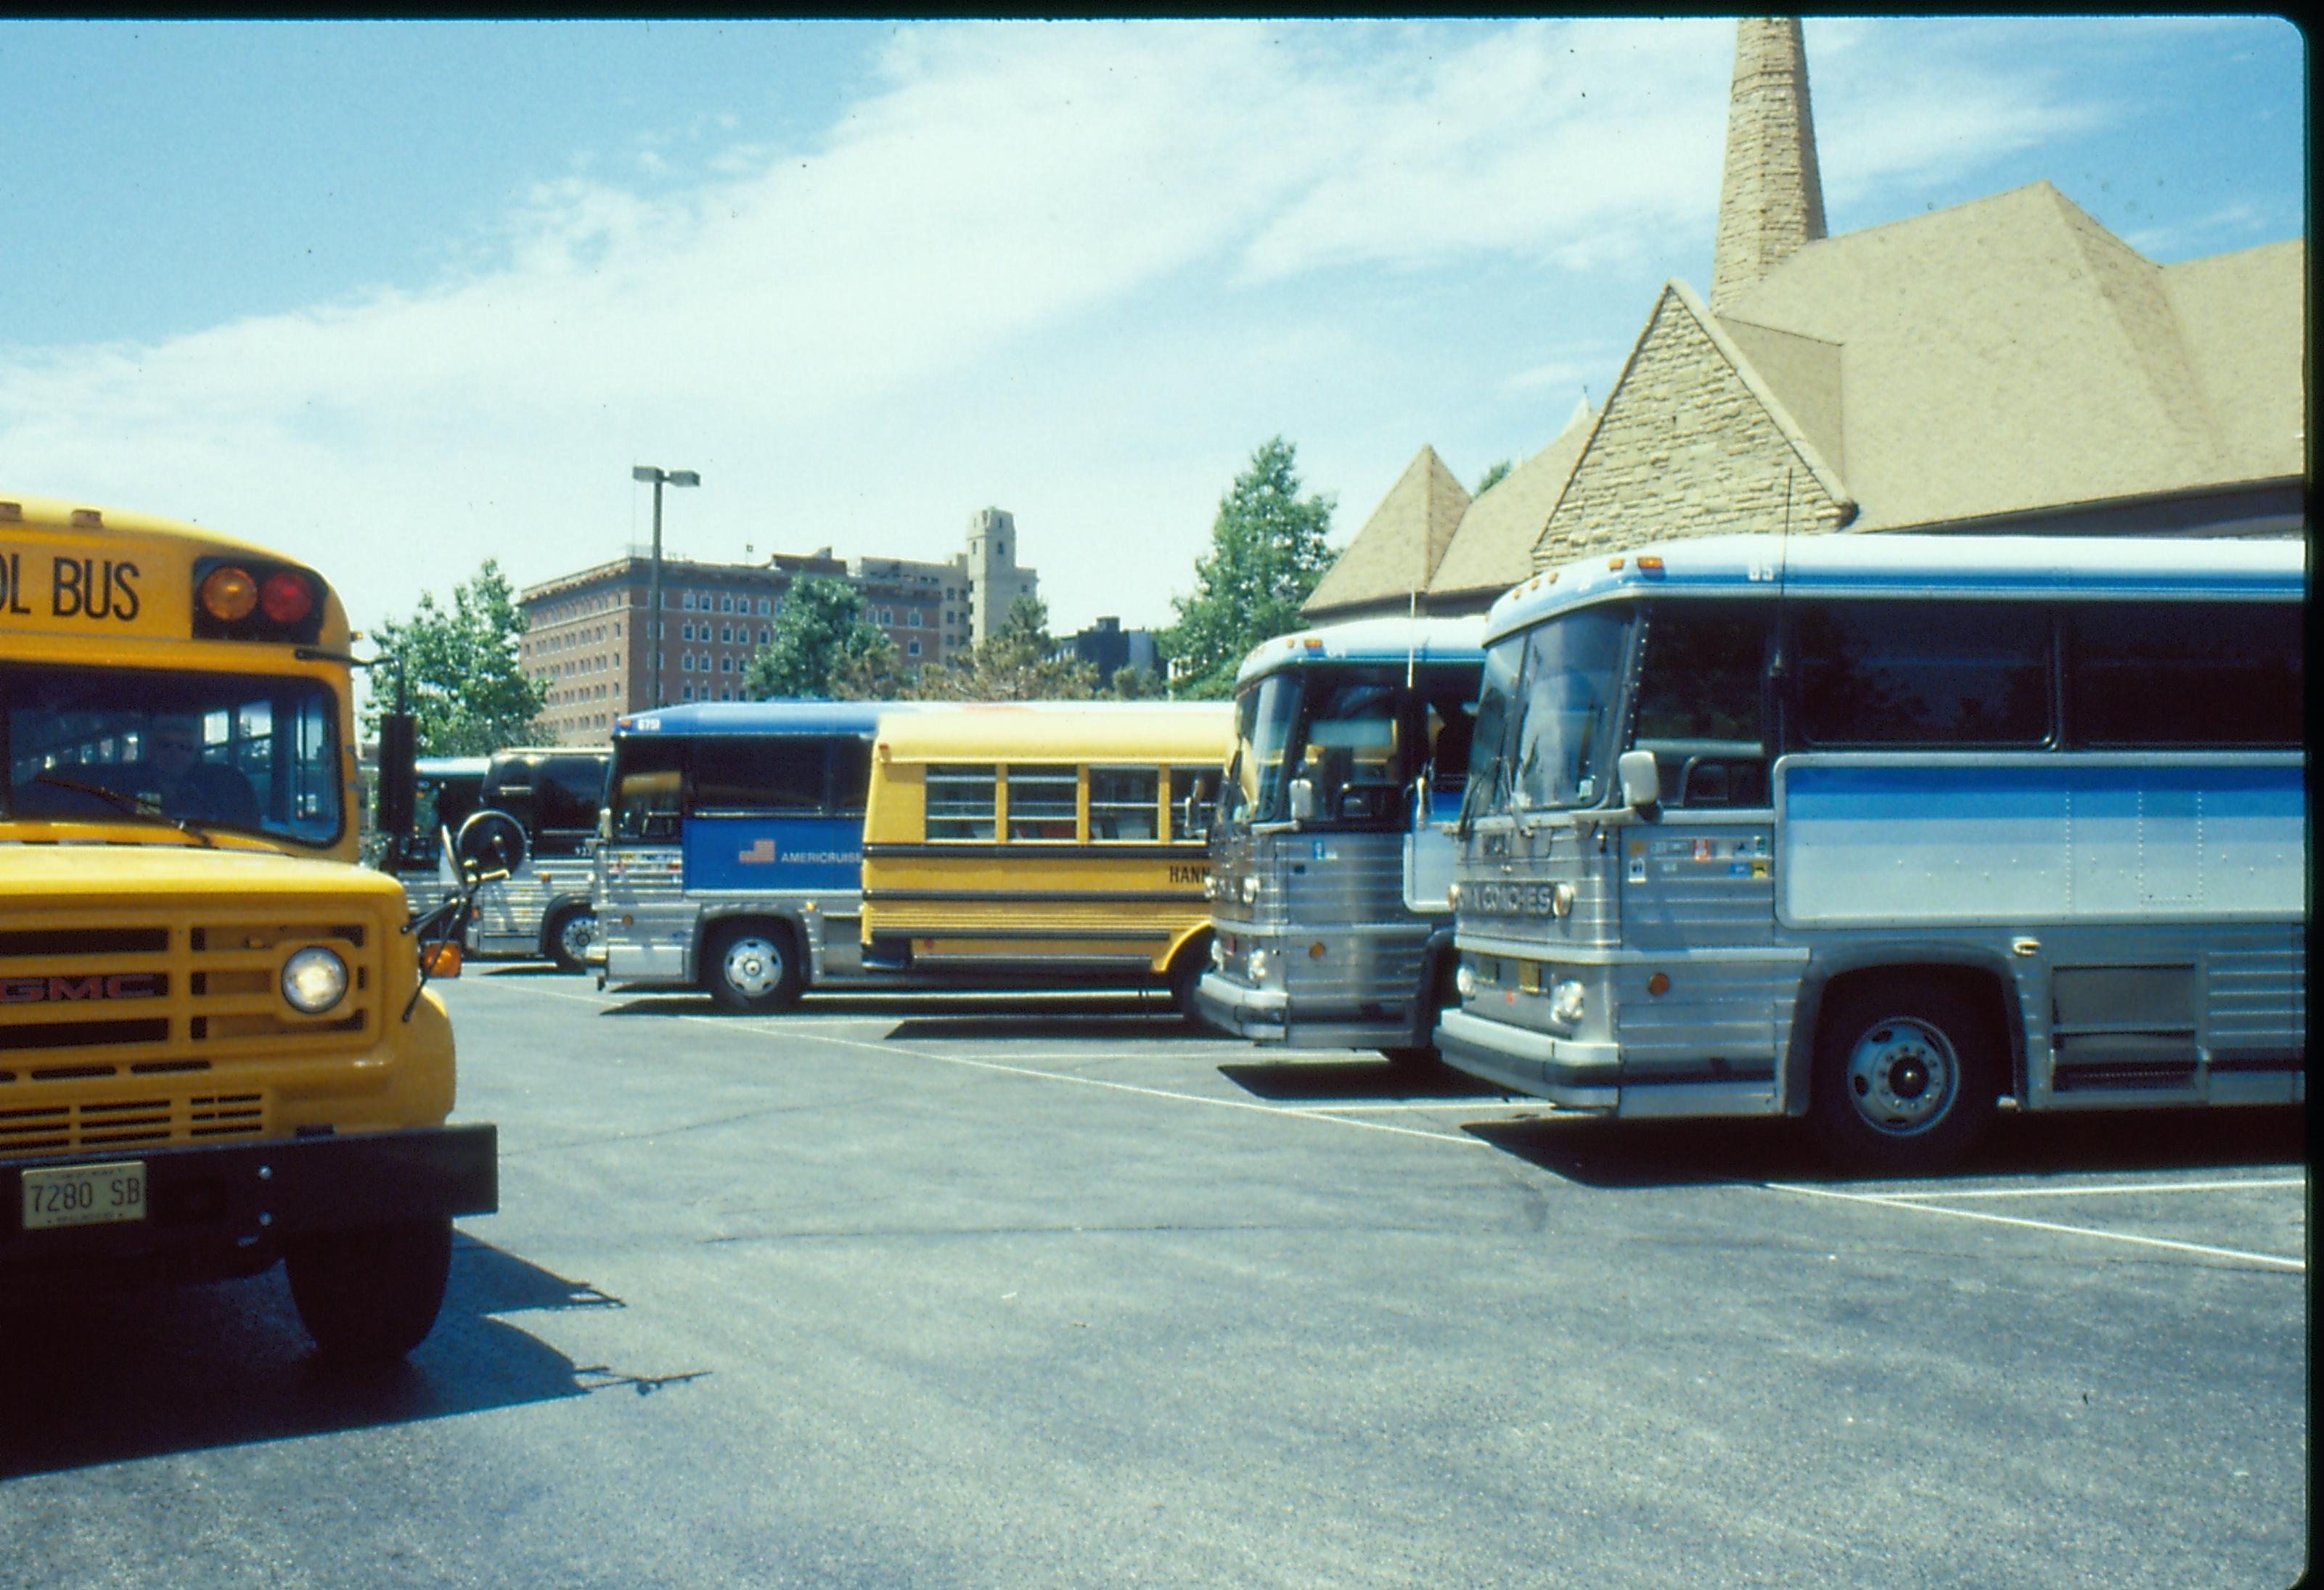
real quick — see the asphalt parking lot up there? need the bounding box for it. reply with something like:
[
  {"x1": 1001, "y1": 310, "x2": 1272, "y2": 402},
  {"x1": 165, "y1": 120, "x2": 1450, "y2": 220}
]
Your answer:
[{"x1": 2, "y1": 966, "x2": 2307, "y2": 1590}]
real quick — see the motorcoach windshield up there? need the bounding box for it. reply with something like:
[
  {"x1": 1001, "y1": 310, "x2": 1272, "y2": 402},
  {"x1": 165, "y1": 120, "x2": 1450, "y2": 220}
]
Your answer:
[
  {"x1": 1, "y1": 661, "x2": 342, "y2": 845},
  {"x1": 1220, "y1": 663, "x2": 1477, "y2": 834},
  {"x1": 1473, "y1": 606, "x2": 1632, "y2": 816}
]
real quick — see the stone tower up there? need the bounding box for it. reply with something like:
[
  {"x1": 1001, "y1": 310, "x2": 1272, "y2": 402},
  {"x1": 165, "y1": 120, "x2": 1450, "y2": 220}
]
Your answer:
[
  {"x1": 1709, "y1": 17, "x2": 1828, "y2": 312},
  {"x1": 960, "y1": 507, "x2": 1039, "y2": 646}
]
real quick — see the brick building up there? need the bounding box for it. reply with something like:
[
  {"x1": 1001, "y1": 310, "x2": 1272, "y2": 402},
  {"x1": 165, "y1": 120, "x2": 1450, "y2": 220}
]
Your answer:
[
  {"x1": 520, "y1": 507, "x2": 1041, "y2": 745},
  {"x1": 1305, "y1": 17, "x2": 2304, "y2": 622}
]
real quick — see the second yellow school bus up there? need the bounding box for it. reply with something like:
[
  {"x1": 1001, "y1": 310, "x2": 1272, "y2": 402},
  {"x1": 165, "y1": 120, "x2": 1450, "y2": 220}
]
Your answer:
[{"x1": 859, "y1": 702, "x2": 1232, "y2": 1015}]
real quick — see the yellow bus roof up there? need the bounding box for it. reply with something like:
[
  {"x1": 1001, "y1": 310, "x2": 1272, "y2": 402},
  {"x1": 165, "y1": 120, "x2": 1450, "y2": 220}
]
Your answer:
[
  {"x1": 874, "y1": 701, "x2": 1234, "y2": 765},
  {"x1": 1, "y1": 491, "x2": 289, "y2": 561}
]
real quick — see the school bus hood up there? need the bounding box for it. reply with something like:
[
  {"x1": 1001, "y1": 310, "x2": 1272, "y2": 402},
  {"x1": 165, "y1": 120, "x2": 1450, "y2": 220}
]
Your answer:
[{"x1": 0, "y1": 844, "x2": 404, "y2": 904}]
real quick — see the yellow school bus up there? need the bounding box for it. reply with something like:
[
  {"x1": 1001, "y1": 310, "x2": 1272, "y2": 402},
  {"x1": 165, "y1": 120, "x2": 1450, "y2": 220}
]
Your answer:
[
  {"x1": 1, "y1": 491, "x2": 494, "y2": 1360},
  {"x1": 859, "y1": 702, "x2": 1232, "y2": 1015}
]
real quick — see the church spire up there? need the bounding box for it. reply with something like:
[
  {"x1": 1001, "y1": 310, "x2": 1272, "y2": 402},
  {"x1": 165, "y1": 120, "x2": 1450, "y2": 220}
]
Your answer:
[{"x1": 1710, "y1": 17, "x2": 1828, "y2": 311}]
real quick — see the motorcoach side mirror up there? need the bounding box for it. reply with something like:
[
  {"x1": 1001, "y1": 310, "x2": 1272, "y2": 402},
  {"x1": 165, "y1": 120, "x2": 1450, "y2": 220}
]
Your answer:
[
  {"x1": 1617, "y1": 749, "x2": 1661, "y2": 812},
  {"x1": 1287, "y1": 777, "x2": 1317, "y2": 825}
]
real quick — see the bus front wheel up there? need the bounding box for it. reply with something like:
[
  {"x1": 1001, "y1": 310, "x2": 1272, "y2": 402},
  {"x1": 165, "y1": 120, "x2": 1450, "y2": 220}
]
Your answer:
[
  {"x1": 1809, "y1": 978, "x2": 1999, "y2": 1173},
  {"x1": 705, "y1": 921, "x2": 803, "y2": 1013},
  {"x1": 544, "y1": 903, "x2": 596, "y2": 973},
  {"x1": 285, "y1": 1216, "x2": 454, "y2": 1363}
]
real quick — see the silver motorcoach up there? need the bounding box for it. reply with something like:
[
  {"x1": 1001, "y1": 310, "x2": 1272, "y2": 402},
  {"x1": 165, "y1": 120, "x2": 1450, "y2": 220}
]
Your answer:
[
  {"x1": 1196, "y1": 618, "x2": 1486, "y2": 1060},
  {"x1": 451, "y1": 745, "x2": 610, "y2": 970},
  {"x1": 1436, "y1": 533, "x2": 2305, "y2": 1170}
]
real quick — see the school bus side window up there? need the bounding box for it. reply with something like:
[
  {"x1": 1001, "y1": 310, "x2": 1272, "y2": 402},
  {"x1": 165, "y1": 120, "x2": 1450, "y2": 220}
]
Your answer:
[
  {"x1": 1007, "y1": 764, "x2": 1079, "y2": 842},
  {"x1": 925, "y1": 764, "x2": 996, "y2": 840},
  {"x1": 1089, "y1": 767, "x2": 1159, "y2": 840}
]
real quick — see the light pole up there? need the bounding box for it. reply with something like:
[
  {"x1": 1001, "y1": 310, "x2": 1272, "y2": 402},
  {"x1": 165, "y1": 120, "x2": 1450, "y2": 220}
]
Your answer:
[{"x1": 632, "y1": 464, "x2": 700, "y2": 708}]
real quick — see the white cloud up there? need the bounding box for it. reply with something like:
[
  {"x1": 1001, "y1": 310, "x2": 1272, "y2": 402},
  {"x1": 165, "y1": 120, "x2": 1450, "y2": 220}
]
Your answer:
[{"x1": 0, "y1": 17, "x2": 2228, "y2": 650}]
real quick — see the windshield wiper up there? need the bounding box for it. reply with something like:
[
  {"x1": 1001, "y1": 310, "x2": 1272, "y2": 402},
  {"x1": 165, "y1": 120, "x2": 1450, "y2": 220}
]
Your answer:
[{"x1": 30, "y1": 772, "x2": 219, "y2": 848}]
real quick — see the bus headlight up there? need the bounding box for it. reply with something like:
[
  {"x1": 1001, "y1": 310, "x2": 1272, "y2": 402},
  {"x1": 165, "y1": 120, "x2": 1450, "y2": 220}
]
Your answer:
[
  {"x1": 281, "y1": 946, "x2": 350, "y2": 1015},
  {"x1": 1550, "y1": 979, "x2": 1587, "y2": 1026},
  {"x1": 1247, "y1": 948, "x2": 1271, "y2": 984},
  {"x1": 1240, "y1": 875, "x2": 1261, "y2": 906},
  {"x1": 1447, "y1": 881, "x2": 1461, "y2": 909},
  {"x1": 1454, "y1": 962, "x2": 1477, "y2": 1000},
  {"x1": 1210, "y1": 938, "x2": 1227, "y2": 969}
]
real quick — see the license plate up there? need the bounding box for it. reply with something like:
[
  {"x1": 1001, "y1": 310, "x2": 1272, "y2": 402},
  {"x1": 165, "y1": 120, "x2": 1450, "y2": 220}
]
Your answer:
[{"x1": 20, "y1": 1160, "x2": 148, "y2": 1232}]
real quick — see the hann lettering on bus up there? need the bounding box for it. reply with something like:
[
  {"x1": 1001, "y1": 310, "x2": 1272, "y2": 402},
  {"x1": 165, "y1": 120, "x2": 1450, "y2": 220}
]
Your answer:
[{"x1": 0, "y1": 972, "x2": 166, "y2": 1004}]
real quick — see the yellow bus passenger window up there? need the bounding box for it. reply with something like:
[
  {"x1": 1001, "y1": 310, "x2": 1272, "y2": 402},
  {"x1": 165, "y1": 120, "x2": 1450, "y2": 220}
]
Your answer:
[
  {"x1": 926, "y1": 764, "x2": 997, "y2": 840},
  {"x1": 1006, "y1": 766, "x2": 1079, "y2": 842},
  {"x1": 1089, "y1": 767, "x2": 1159, "y2": 841}
]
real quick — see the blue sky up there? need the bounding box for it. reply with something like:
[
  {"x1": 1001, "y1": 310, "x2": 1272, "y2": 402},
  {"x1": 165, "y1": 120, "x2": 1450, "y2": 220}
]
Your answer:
[{"x1": 0, "y1": 17, "x2": 2305, "y2": 645}]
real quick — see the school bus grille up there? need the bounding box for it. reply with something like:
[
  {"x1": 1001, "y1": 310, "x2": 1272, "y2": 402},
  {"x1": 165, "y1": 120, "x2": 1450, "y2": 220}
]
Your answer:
[
  {"x1": 0, "y1": 911, "x2": 385, "y2": 1095},
  {"x1": 0, "y1": 1091, "x2": 269, "y2": 1155}
]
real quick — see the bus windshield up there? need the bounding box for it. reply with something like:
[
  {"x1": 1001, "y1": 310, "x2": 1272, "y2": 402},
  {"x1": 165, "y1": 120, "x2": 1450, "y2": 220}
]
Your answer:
[
  {"x1": 1, "y1": 661, "x2": 342, "y2": 846},
  {"x1": 1502, "y1": 605, "x2": 1632, "y2": 814},
  {"x1": 1219, "y1": 663, "x2": 1476, "y2": 834}
]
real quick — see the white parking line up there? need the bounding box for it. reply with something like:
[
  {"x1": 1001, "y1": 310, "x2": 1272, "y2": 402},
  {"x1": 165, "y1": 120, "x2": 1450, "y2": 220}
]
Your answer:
[
  {"x1": 477, "y1": 983, "x2": 2309, "y2": 1254},
  {"x1": 1768, "y1": 1181, "x2": 2305, "y2": 1272},
  {"x1": 487, "y1": 979, "x2": 1488, "y2": 1147},
  {"x1": 1875, "y1": 1177, "x2": 2304, "y2": 1201}
]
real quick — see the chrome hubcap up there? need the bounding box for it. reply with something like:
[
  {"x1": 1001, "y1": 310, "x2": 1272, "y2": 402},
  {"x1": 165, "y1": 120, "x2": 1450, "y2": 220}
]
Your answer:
[
  {"x1": 559, "y1": 912, "x2": 596, "y2": 961},
  {"x1": 1843, "y1": 1016, "x2": 1958, "y2": 1136},
  {"x1": 721, "y1": 937, "x2": 783, "y2": 998}
]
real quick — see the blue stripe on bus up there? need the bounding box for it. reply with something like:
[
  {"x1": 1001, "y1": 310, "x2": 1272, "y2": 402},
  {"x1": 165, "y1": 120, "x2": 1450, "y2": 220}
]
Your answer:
[{"x1": 684, "y1": 815, "x2": 865, "y2": 893}]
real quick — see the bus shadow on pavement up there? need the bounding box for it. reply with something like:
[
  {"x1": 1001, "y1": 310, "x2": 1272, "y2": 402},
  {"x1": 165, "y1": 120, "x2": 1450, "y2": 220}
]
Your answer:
[
  {"x1": 886, "y1": 1013, "x2": 1220, "y2": 1044},
  {"x1": 1466, "y1": 1105, "x2": 2309, "y2": 1189},
  {"x1": 0, "y1": 1238, "x2": 623, "y2": 1480},
  {"x1": 1221, "y1": 1057, "x2": 1509, "y2": 1103}
]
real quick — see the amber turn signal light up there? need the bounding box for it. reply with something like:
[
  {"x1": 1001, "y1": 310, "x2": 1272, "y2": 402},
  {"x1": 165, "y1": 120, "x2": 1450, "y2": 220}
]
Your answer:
[
  {"x1": 422, "y1": 942, "x2": 464, "y2": 978},
  {"x1": 199, "y1": 565, "x2": 258, "y2": 622}
]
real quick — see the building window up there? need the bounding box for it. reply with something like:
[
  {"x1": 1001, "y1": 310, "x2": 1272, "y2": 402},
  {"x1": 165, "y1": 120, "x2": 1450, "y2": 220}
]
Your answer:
[
  {"x1": 908, "y1": 637, "x2": 922, "y2": 657},
  {"x1": 757, "y1": 597, "x2": 771, "y2": 615},
  {"x1": 720, "y1": 625, "x2": 732, "y2": 644},
  {"x1": 758, "y1": 627, "x2": 771, "y2": 645},
  {"x1": 908, "y1": 609, "x2": 922, "y2": 628},
  {"x1": 721, "y1": 655, "x2": 734, "y2": 673},
  {"x1": 683, "y1": 684, "x2": 695, "y2": 702},
  {"x1": 682, "y1": 592, "x2": 695, "y2": 611}
]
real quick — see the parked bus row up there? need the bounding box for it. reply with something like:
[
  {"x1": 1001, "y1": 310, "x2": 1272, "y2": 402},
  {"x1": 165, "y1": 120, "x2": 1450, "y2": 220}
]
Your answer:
[{"x1": 480, "y1": 532, "x2": 2304, "y2": 1176}]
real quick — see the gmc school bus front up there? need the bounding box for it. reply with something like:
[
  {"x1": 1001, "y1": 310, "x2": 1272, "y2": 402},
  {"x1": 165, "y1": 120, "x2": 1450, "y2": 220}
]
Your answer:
[{"x1": 0, "y1": 491, "x2": 495, "y2": 1361}]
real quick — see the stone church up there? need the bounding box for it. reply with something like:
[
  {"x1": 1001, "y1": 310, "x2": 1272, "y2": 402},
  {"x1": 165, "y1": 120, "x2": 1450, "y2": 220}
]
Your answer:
[{"x1": 1302, "y1": 17, "x2": 2305, "y2": 623}]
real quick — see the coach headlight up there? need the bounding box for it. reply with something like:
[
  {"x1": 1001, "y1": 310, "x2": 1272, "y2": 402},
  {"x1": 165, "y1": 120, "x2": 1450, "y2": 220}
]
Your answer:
[
  {"x1": 1454, "y1": 962, "x2": 1477, "y2": 1000},
  {"x1": 1447, "y1": 881, "x2": 1461, "y2": 909},
  {"x1": 282, "y1": 946, "x2": 350, "y2": 1015},
  {"x1": 1550, "y1": 979, "x2": 1587, "y2": 1027},
  {"x1": 1247, "y1": 948, "x2": 1271, "y2": 985},
  {"x1": 1240, "y1": 874, "x2": 1261, "y2": 906}
]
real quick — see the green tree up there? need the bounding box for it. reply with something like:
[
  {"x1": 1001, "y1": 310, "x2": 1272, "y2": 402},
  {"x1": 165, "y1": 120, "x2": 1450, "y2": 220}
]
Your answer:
[
  {"x1": 1106, "y1": 663, "x2": 1163, "y2": 700},
  {"x1": 363, "y1": 560, "x2": 547, "y2": 756},
  {"x1": 741, "y1": 577, "x2": 903, "y2": 700},
  {"x1": 1160, "y1": 436, "x2": 1337, "y2": 698},
  {"x1": 1476, "y1": 459, "x2": 1513, "y2": 494},
  {"x1": 917, "y1": 594, "x2": 1099, "y2": 701}
]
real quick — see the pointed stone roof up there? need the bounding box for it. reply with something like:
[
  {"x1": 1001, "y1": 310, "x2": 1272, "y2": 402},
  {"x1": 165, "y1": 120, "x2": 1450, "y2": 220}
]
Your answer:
[
  {"x1": 1425, "y1": 397, "x2": 1598, "y2": 604},
  {"x1": 1711, "y1": 180, "x2": 2305, "y2": 531},
  {"x1": 1301, "y1": 444, "x2": 1472, "y2": 620},
  {"x1": 1711, "y1": 17, "x2": 1827, "y2": 311}
]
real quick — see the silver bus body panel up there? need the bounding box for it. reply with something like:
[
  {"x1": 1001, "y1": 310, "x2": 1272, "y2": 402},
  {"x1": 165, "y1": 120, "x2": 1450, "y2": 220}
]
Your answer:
[
  {"x1": 596, "y1": 843, "x2": 876, "y2": 987},
  {"x1": 1445, "y1": 760, "x2": 2306, "y2": 1120},
  {"x1": 1198, "y1": 828, "x2": 1444, "y2": 1049}
]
